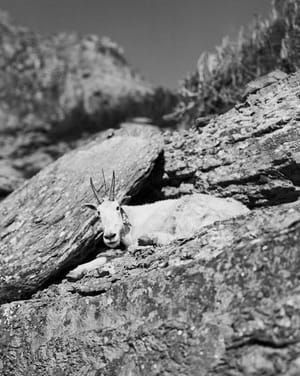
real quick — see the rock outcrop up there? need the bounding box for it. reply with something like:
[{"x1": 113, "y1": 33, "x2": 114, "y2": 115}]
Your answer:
[
  {"x1": 1, "y1": 68, "x2": 300, "y2": 375},
  {"x1": 0, "y1": 133, "x2": 163, "y2": 304},
  {"x1": 163, "y1": 71, "x2": 300, "y2": 208},
  {"x1": 1, "y1": 202, "x2": 300, "y2": 375}
]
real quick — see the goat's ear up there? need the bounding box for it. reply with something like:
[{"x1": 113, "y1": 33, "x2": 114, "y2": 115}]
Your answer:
[
  {"x1": 82, "y1": 203, "x2": 98, "y2": 211},
  {"x1": 120, "y1": 207, "x2": 131, "y2": 227}
]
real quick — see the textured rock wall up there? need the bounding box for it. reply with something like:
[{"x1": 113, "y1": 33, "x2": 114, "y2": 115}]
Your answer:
[
  {"x1": 1, "y1": 196, "x2": 300, "y2": 375},
  {"x1": 162, "y1": 71, "x2": 300, "y2": 208},
  {"x1": 1, "y1": 5, "x2": 300, "y2": 376},
  {"x1": 0, "y1": 132, "x2": 163, "y2": 304},
  {"x1": 1, "y1": 70, "x2": 300, "y2": 375}
]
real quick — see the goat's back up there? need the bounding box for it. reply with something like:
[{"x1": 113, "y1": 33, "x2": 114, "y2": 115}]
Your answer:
[
  {"x1": 124, "y1": 199, "x2": 178, "y2": 238},
  {"x1": 173, "y1": 193, "x2": 249, "y2": 237},
  {"x1": 125, "y1": 193, "x2": 249, "y2": 239}
]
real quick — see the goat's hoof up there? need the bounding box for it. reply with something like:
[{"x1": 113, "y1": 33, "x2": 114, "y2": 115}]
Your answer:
[{"x1": 66, "y1": 269, "x2": 84, "y2": 281}]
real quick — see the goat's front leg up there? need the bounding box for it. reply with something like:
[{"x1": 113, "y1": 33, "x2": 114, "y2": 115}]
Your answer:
[
  {"x1": 66, "y1": 256, "x2": 107, "y2": 281},
  {"x1": 138, "y1": 232, "x2": 175, "y2": 246}
]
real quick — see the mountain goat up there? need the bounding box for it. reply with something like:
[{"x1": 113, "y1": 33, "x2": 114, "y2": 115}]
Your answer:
[
  {"x1": 86, "y1": 171, "x2": 250, "y2": 249},
  {"x1": 67, "y1": 172, "x2": 249, "y2": 280}
]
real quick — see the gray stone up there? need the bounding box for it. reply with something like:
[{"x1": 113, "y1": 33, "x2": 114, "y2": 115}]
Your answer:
[{"x1": 0, "y1": 134, "x2": 162, "y2": 303}]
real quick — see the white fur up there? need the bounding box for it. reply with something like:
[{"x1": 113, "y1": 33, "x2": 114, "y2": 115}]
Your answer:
[
  {"x1": 68, "y1": 193, "x2": 249, "y2": 280},
  {"x1": 92, "y1": 193, "x2": 250, "y2": 249}
]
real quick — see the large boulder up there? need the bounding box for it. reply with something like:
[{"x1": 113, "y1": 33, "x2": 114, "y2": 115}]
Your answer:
[{"x1": 0, "y1": 133, "x2": 163, "y2": 304}]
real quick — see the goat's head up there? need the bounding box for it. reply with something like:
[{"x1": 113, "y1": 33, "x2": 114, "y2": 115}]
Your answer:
[{"x1": 83, "y1": 171, "x2": 130, "y2": 248}]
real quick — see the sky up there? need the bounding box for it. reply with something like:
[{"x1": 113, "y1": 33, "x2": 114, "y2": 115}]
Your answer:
[{"x1": 0, "y1": 0, "x2": 272, "y2": 89}]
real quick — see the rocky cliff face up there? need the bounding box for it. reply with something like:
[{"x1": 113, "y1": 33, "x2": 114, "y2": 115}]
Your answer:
[
  {"x1": 162, "y1": 71, "x2": 300, "y2": 208},
  {"x1": 1, "y1": 67, "x2": 300, "y2": 374},
  {"x1": 1, "y1": 6, "x2": 300, "y2": 376}
]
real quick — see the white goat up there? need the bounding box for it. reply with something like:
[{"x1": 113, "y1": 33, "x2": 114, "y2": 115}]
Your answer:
[
  {"x1": 83, "y1": 172, "x2": 250, "y2": 250},
  {"x1": 66, "y1": 172, "x2": 250, "y2": 280}
]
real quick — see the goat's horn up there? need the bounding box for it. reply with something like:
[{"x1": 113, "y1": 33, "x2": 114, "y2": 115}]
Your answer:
[
  {"x1": 90, "y1": 177, "x2": 102, "y2": 204},
  {"x1": 109, "y1": 170, "x2": 116, "y2": 201},
  {"x1": 102, "y1": 169, "x2": 107, "y2": 195}
]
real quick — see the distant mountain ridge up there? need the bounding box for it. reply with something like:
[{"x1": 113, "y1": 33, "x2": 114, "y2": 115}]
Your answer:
[{"x1": 0, "y1": 10, "x2": 176, "y2": 197}]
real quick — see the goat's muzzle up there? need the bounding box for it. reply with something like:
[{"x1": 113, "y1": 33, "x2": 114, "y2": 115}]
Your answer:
[{"x1": 103, "y1": 231, "x2": 120, "y2": 248}]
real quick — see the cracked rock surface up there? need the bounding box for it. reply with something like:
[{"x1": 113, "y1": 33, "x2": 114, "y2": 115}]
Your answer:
[
  {"x1": 1, "y1": 201, "x2": 300, "y2": 375},
  {"x1": 1, "y1": 19, "x2": 300, "y2": 376},
  {"x1": 0, "y1": 133, "x2": 163, "y2": 304},
  {"x1": 163, "y1": 72, "x2": 300, "y2": 207}
]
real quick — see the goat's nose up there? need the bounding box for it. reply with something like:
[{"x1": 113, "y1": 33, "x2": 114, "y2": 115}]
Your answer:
[{"x1": 104, "y1": 232, "x2": 117, "y2": 240}]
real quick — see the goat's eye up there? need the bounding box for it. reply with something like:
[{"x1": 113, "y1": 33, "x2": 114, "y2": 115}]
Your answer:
[{"x1": 116, "y1": 206, "x2": 120, "y2": 211}]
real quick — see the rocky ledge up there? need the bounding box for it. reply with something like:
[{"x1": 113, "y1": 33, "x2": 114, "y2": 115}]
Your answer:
[{"x1": 1, "y1": 68, "x2": 300, "y2": 375}]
